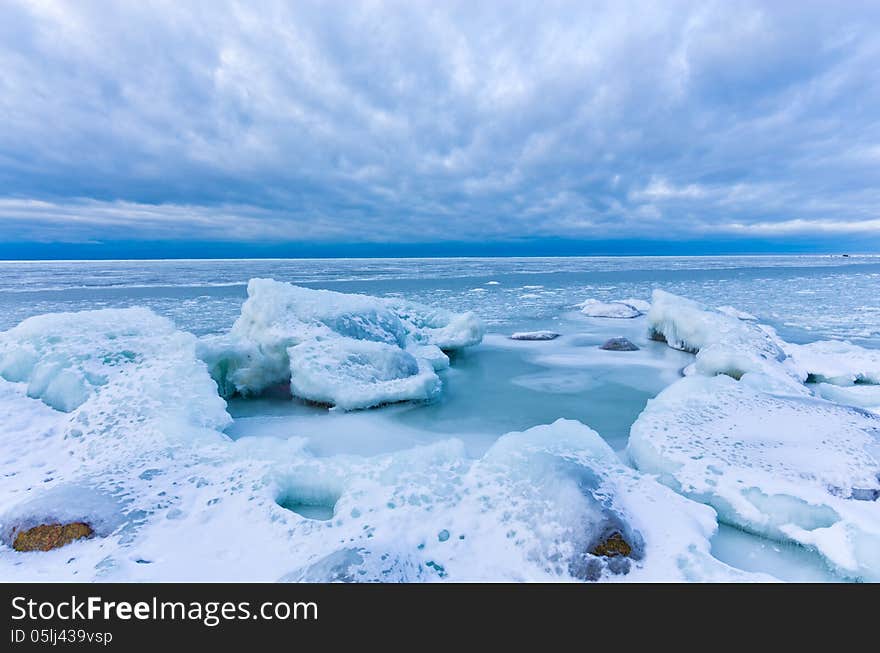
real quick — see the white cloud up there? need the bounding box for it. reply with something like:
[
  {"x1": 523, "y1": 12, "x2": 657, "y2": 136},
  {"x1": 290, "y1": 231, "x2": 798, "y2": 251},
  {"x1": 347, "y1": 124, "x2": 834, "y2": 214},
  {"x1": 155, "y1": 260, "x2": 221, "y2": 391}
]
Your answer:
[{"x1": 1, "y1": 0, "x2": 879, "y2": 248}]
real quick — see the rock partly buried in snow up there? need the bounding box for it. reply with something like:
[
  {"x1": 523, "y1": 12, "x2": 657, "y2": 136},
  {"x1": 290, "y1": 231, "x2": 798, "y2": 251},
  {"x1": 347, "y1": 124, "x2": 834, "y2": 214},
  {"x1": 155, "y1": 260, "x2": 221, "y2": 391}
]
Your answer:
[
  {"x1": 198, "y1": 279, "x2": 483, "y2": 404},
  {"x1": 600, "y1": 337, "x2": 639, "y2": 351},
  {"x1": 579, "y1": 299, "x2": 643, "y2": 318},
  {"x1": 629, "y1": 374, "x2": 880, "y2": 581},
  {"x1": 590, "y1": 531, "x2": 633, "y2": 557},
  {"x1": 13, "y1": 522, "x2": 93, "y2": 552},
  {"x1": 274, "y1": 419, "x2": 755, "y2": 582},
  {"x1": 510, "y1": 331, "x2": 560, "y2": 341},
  {"x1": 785, "y1": 340, "x2": 880, "y2": 386}
]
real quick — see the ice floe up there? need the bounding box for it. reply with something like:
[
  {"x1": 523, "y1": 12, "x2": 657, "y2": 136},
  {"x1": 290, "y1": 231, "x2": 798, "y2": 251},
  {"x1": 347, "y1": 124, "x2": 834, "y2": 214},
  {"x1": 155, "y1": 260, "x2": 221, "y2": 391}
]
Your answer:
[
  {"x1": 814, "y1": 383, "x2": 880, "y2": 414},
  {"x1": 628, "y1": 374, "x2": 880, "y2": 581},
  {"x1": 510, "y1": 331, "x2": 560, "y2": 341},
  {"x1": 647, "y1": 289, "x2": 804, "y2": 385},
  {"x1": 579, "y1": 299, "x2": 644, "y2": 318},
  {"x1": 288, "y1": 338, "x2": 441, "y2": 410},
  {"x1": 199, "y1": 279, "x2": 482, "y2": 408},
  {"x1": 785, "y1": 340, "x2": 880, "y2": 386}
]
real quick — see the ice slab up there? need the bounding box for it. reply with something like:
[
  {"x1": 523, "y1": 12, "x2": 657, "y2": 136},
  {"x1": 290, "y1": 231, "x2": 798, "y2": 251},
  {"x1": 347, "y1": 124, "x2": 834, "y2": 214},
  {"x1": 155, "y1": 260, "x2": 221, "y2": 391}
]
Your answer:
[
  {"x1": 288, "y1": 338, "x2": 441, "y2": 410},
  {"x1": 629, "y1": 374, "x2": 880, "y2": 581},
  {"x1": 814, "y1": 383, "x2": 880, "y2": 414},
  {"x1": 786, "y1": 340, "x2": 880, "y2": 386},
  {"x1": 579, "y1": 299, "x2": 643, "y2": 318},
  {"x1": 647, "y1": 290, "x2": 804, "y2": 385},
  {"x1": 199, "y1": 279, "x2": 482, "y2": 405}
]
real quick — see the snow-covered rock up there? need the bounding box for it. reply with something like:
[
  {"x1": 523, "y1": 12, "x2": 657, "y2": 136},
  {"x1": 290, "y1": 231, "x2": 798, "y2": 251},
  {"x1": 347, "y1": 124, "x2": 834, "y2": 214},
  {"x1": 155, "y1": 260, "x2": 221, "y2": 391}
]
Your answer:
[
  {"x1": 0, "y1": 307, "x2": 233, "y2": 570},
  {"x1": 600, "y1": 337, "x2": 639, "y2": 351},
  {"x1": 628, "y1": 374, "x2": 880, "y2": 581},
  {"x1": 274, "y1": 419, "x2": 758, "y2": 582}
]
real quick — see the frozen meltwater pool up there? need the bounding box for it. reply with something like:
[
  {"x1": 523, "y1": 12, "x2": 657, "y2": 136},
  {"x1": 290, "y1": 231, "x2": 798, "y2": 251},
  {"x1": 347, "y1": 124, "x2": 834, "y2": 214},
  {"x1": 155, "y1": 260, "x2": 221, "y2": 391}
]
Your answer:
[{"x1": 226, "y1": 312, "x2": 692, "y2": 455}]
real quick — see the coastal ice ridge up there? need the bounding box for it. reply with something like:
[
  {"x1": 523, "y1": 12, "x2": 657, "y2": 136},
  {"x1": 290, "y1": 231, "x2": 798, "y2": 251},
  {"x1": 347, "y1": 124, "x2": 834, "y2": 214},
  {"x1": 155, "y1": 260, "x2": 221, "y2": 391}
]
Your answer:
[
  {"x1": 198, "y1": 278, "x2": 483, "y2": 410},
  {"x1": 631, "y1": 290, "x2": 880, "y2": 580},
  {"x1": 0, "y1": 307, "x2": 754, "y2": 581},
  {"x1": 647, "y1": 289, "x2": 805, "y2": 387}
]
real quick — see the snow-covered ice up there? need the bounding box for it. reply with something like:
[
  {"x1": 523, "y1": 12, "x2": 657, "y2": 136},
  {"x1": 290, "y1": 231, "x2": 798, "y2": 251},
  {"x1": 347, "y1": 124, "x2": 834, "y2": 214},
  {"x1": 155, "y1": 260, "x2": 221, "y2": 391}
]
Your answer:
[
  {"x1": 647, "y1": 289, "x2": 804, "y2": 385},
  {"x1": 2, "y1": 261, "x2": 880, "y2": 583},
  {"x1": 628, "y1": 374, "x2": 880, "y2": 581},
  {"x1": 579, "y1": 299, "x2": 644, "y2": 318},
  {"x1": 510, "y1": 331, "x2": 560, "y2": 341},
  {"x1": 786, "y1": 340, "x2": 880, "y2": 385},
  {"x1": 288, "y1": 338, "x2": 441, "y2": 410},
  {"x1": 198, "y1": 279, "x2": 482, "y2": 409}
]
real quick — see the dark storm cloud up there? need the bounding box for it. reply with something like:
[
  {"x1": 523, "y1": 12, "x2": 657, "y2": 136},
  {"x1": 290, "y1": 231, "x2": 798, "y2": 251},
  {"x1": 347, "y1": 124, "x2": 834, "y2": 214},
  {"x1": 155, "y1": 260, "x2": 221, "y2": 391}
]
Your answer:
[{"x1": 1, "y1": 0, "x2": 879, "y2": 249}]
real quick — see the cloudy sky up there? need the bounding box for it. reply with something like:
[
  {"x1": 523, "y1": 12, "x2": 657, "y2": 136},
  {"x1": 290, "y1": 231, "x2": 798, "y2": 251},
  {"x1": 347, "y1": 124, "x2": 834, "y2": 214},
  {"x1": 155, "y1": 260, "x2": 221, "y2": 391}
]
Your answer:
[{"x1": 2, "y1": 0, "x2": 880, "y2": 257}]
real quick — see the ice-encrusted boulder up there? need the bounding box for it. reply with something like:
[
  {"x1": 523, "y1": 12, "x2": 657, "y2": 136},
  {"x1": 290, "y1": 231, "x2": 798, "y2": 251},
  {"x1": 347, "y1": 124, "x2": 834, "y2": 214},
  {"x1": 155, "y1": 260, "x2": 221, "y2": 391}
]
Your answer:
[
  {"x1": 785, "y1": 340, "x2": 880, "y2": 386},
  {"x1": 198, "y1": 279, "x2": 483, "y2": 408},
  {"x1": 0, "y1": 308, "x2": 234, "y2": 563},
  {"x1": 579, "y1": 299, "x2": 643, "y2": 318},
  {"x1": 647, "y1": 290, "x2": 803, "y2": 384},
  {"x1": 628, "y1": 374, "x2": 880, "y2": 581},
  {"x1": 273, "y1": 420, "x2": 756, "y2": 582}
]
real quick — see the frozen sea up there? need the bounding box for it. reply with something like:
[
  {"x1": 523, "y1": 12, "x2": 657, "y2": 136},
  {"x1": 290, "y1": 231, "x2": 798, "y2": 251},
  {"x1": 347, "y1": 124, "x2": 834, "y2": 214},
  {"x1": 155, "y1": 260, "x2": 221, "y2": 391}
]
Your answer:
[{"x1": 1, "y1": 255, "x2": 879, "y2": 583}]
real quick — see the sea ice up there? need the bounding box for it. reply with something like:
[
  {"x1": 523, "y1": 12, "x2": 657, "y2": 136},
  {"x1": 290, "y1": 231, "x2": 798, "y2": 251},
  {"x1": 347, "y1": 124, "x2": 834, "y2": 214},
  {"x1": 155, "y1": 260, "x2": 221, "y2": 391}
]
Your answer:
[
  {"x1": 628, "y1": 374, "x2": 880, "y2": 581},
  {"x1": 814, "y1": 383, "x2": 880, "y2": 414},
  {"x1": 288, "y1": 338, "x2": 441, "y2": 410},
  {"x1": 273, "y1": 420, "x2": 757, "y2": 582},
  {"x1": 785, "y1": 340, "x2": 880, "y2": 385},
  {"x1": 510, "y1": 331, "x2": 561, "y2": 341},
  {"x1": 717, "y1": 305, "x2": 757, "y2": 321},
  {"x1": 579, "y1": 299, "x2": 643, "y2": 318},
  {"x1": 199, "y1": 279, "x2": 482, "y2": 407},
  {"x1": 647, "y1": 290, "x2": 803, "y2": 384}
]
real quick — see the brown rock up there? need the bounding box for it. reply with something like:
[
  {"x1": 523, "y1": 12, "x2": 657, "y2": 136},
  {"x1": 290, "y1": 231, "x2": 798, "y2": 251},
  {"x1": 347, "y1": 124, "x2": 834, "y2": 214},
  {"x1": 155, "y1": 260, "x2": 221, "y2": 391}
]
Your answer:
[
  {"x1": 12, "y1": 522, "x2": 93, "y2": 552},
  {"x1": 590, "y1": 531, "x2": 632, "y2": 558}
]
